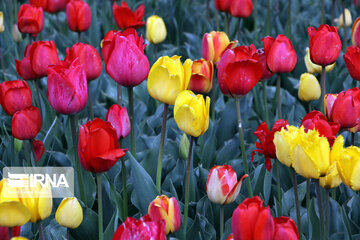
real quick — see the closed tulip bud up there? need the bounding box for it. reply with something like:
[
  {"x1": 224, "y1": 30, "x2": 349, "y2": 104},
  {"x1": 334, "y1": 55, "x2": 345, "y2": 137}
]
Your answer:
[
  {"x1": 188, "y1": 59, "x2": 213, "y2": 94},
  {"x1": 0, "y1": 80, "x2": 32, "y2": 116},
  {"x1": 106, "y1": 104, "x2": 131, "y2": 139},
  {"x1": 148, "y1": 195, "x2": 181, "y2": 234},
  {"x1": 147, "y1": 56, "x2": 192, "y2": 105},
  {"x1": 174, "y1": 90, "x2": 210, "y2": 137},
  {"x1": 12, "y1": 24, "x2": 23, "y2": 42},
  {"x1": 179, "y1": 133, "x2": 190, "y2": 160},
  {"x1": 17, "y1": 4, "x2": 44, "y2": 35},
  {"x1": 146, "y1": 15, "x2": 167, "y2": 44},
  {"x1": 65, "y1": 43, "x2": 102, "y2": 81},
  {"x1": 0, "y1": 12, "x2": 4, "y2": 33},
  {"x1": 66, "y1": 0, "x2": 91, "y2": 32},
  {"x1": 304, "y1": 48, "x2": 335, "y2": 74},
  {"x1": 32, "y1": 139, "x2": 45, "y2": 161},
  {"x1": 55, "y1": 197, "x2": 83, "y2": 228},
  {"x1": 324, "y1": 93, "x2": 338, "y2": 120},
  {"x1": 352, "y1": 17, "x2": 360, "y2": 47},
  {"x1": 30, "y1": 0, "x2": 67, "y2": 13},
  {"x1": 202, "y1": 31, "x2": 231, "y2": 63},
  {"x1": 14, "y1": 138, "x2": 23, "y2": 153},
  {"x1": 105, "y1": 29, "x2": 149, "y2": 87},
  {"x1": 206, "y1": 165, "x2": 247, "y2": 204},
  {"x1": 298, "y1": 73, "x2": 321, "y2": 102},
  {"x1": 308, "y1": 24, "x2": 342, "y2": 66},
  {"x1": 273, "y1": 217, "x2": 300, "y2": 240},
  {"x1": 273, "y1": 126, "x2": 302, "y2": 167},
  {"x1": 257, "y1": 48, "x2": 273, "y2": 80},
  {"x1": 112, "y1": 1, "x2": 145, "y2": 29},
  {"x1": 12, "y1": 106, "x2": 42, "y2": 140},
  {"x1": 47, "y1": 58, "x2": 87, "y2": 115},
  {"x1": 232, "y1": 196, "x2": 275, "y2": 240},
  {"x1": 215, "y1": 0, "x2": 231, "y2": 12},
  {"x1": 335, "y1": 8, "x2": 352, "y2": 28},
  {"x1": 229, "y1": 0, "x2": 253, "y2": 18},
  {"x1": 344, "y1": 46, "x2": 360, "y2": 80}
]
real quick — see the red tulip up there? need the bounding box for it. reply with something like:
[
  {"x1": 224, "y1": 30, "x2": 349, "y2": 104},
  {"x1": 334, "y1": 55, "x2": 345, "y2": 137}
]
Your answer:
[
  {"x1": 106, "y1": 104, "x2": 131, "y2": 139},
  {"x1": 32, "y1": 139, "x2": 45, "y2": 161},
  {"x1": 188, "y1": 59, "x2": 213, "y2": 94},
  {"x1": 30, "y1": 0, "x2": 67, "y2": 13},
  {"x1": 301, "y1": 110, "x2": 340, "y2": 146},
  {"x1": 232, "y1": 196, "x2": 275, "y2": 240},
  {"x1": 355, "y1": 0, "x2": 360, "y2": 6},
  {"x1": 78, "y1": 118, "x2": 127, "y2": 172},
  {"x1": 47, "y1": 58, "x2": 87, "y2": 115},
  {"x1": 226, "y1": 234, "x2": 235, "y2": 240},
  {"x1": 105, "y1": 28, "x2": 149, "y2": 87},
  {"x1": 112, "y1": 1, "x2": 145, "y2": 29},
  {"x1": 257, "y1": 48, "x2": 273, "y2": 80},
  {"x1": 66, "y1": 0, "x2": 91, "y2": 32},
  {"x1": 15, "y1": 40, "x2": 59, "y2": 79},
  {"x1": 344, "y1": 46, "x2": 360, "y2": 80},
  {"x1": 273, "y1": 217, "x2": 299, "y2": 240},
  {"x1": 308, "y1": 24, "x2": 342, "y2": 66},
  {"x1": 112, "y1": 215, "x2": 165, "y2": 240},
  {"x1": 261, "y1": 35, "x2": 297, "y2": 73},
  {"x1": 12, "y1": 106, "x2": 42, "y2": 140},
  {"x1": 217, "y1": 44, "x2": 263, "y2": 97},
  {"x1": 206, "y1": 165, "x2": 248, "y2": 204},
  {"x1": 0, "y1": 226, "x2": 21, "y2": 240},
  {"x1": 101, "y1": 30, "x2": 117, "y2": 62},
  {"x1": 0, "y1": 80, "x2": 33, "y2": 116},
  {"x1": 229, "y1": 0, "x2": 253, "y2": 18},
  {"x1": 17, "y1": 4, "x2": 44, "y2": 35},
  {"x1": 252, "y1": 119, "x2": 288, "y2": 171},
  {"x1": 214, "y1": 0, "x2": 231, "y2": 12},
  {"x1": 65, "y1": 43, "x2": 102, "y2": 81}
]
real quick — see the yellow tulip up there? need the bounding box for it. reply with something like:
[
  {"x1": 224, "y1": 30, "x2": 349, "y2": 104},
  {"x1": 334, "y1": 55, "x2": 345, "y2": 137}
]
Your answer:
[
  {"x1": 174, "y1": 90, "x2": 210, "y2": 137},
  {"x1": 55, "y1": 197, "x2": 83, "y2": 229},
  {"x1": 298, "y1": 73, "x2": 321, "y2": 102},
  {"x1": 146, "y1": 15, "x2": 167, "y2": 44},
  {"x1": 273, "y1": 126, "x2": 302, "y2": 167},
  {"x1": 335, "y1": 8, "x2": 352, "y2": 28},
  {"x1": 11, "y1": 237, "x2": 29, "y2": 240},
  {"x1": 0, "y1": 12, "x2": 4, "y2": 33},
  {"x1": 147, "y1": 56, "x2": 192, "y2": 105},
  {"x1": 304, "y1": 48, "x2": 335, "y2": 74}
]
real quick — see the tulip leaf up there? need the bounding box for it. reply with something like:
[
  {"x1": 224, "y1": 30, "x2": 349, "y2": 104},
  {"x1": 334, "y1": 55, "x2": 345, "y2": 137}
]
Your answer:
[
  {"x1": 309, "y1": 198, "x2": 320, "y2": 240},
  {"x1": 70, "y1": 206, "x2": 98, "y2": 240}
]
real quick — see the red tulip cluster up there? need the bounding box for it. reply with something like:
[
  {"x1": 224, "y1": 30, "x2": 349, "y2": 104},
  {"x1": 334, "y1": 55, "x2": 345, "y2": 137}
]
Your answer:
[{"x1": 214, "y1": 0, "x2": 253, "y2": 18}]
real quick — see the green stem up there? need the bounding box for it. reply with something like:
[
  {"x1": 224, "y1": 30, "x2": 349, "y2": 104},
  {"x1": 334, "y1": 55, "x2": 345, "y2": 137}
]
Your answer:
[
  {"x1": 286, "y1": 0, "x2": 292, "y2": 38},
  {"x1": 37, "y1": 222, "x2": 45, "y2": 240},
  {"x1": 120, "y1": 138, "x2": 128, "y2": 218},
  {"x1": 291, "y1": 169, "x2": 302, "y2": 240},
  {"x1": 325, "y1": 189, "x2": 329, "y2": 239},
  {"x1": 316, "y1": 180, "x2": 324, "y2": 240},
  {"x1": 306, "y1": 179, "x2": 311, "y2": 210},
  {"x1": 117, "y1": 85, "x2": 122, "y2": 106},
  {"x1": 321, "y1": 0, "x2": 325, "y2": 24},
  {"x1": 352, "y1": 132, "x2": 355, "y2": 146},
  {"x1": 308, "y1": 102, "x2": 312, "y2": 113},
  {"x1": 276, "y1": 75, "x2": 282, "y2": 118},
  {"x1": 320, "y1": 66, "x2": 326, "y2": 114},
  {"x1": 235, "y1": 98, "x2": 253, "y2": 197},
  {"x1": 263, "y1": 82, "x2": 269, "y2": 124},
  {"x1": 183, "y1": 136, "x2": 194, "y2": 236},
  {"x1": 215, "y1": 10, "x2": 220, "y2": 31},
  {"x1": 275, "y1": 160, "x2": 281, "y2": 213},
  {"x1": 88, "y1": 89, "x2": 94, "y2": 120},
  {"x1": 97, "y1": 174, "x2": 103, "y2": 240},
  {"x1": 342, "y1": 0, "x2": 347, "y2": 50},
  {"x1": 24, "y1": 140, "x2": 31, "y2": 167},
  {"x1": 224, "y1": 13, "x2": 229, "y2": 35},
  {"x1": 78, "y1": 32, "x2": 81, "y2": 43},
  {"x1": 331, "y1": 0, "x2": 336, "y2": 26},
  {"x1": 0, "y1": 48, "x2": 7, "y2": 81},
  {"x1": 128, "y1": 87, "x2": 136, "y2": 157},
  {"x1": 220, "y1": 205, "x2": 224, "y2": 238},
  {"x1": 265, "y1": 0, "x2": 271, "y2": 35},
  {"x1": 69, "y1": 114, "x2": 86, "y2": 204},
  {"x1": 237, "y1": 18, "x2": 241, "y2": 42},
  {"x1": 29, "y1": 140, "x2": 37, "y2": 166},
  {"x1": 211, "y1": 68, "x2": 216, "y2": 122},
  {"x1": 35, "y1": 80, "x2": 43, "y2": 118},
  {"x1": 156, "y1": 103, "x2": 169, "y2": 192}
]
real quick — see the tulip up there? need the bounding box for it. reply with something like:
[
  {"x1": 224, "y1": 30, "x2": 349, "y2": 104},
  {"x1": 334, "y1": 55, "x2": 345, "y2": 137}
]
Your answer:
[
  {"x1": 351, "y1": 17, "x2": 360, "y2": 47},
  {"x1": 14, "y1": 138, "x2": 23, "y2": 153},
  {"x1": 112, "y1": 215, "x2": 166, "y2": 240},
  {"x1": 55, "y1": 197, "x2": 83, "y2": 228},
  {"x1": 335, "y1": 8, "x2": 352, "y2": 28},
  {"x1": 298, "y1": 73, "x2": 321, "y2": 102},
  {"x1": 217, "y1": 45, "x2": 263, "y2": 97},
  {"x1": 320, "y1": 162, "x2": 342, "y2": 189},
  {"x1": 206, "y1": 165, "x2": 248, "y2": 204},
  {"x1": 229, "y1": 0, "x2": 253, "y2": 18},
  {"x1": 252, "y1": 119, "x2": 288, "y2": 171},
  {"x1": 202, "y1": 31, "x2": 231, "y2": 63},
  {"x1": 106, "y1": 104, "x2": 131, "y2": 139},
  {"x1": 226, "y1": 234, "x2": 234, "y2": 240},
  {"x1": 66, "y1": 0, "x2": 91, "y2": 32},
  {"x1": 0, "y1": 12, "x2": 4, "y2": 33},
  {"x1": 30, "y1": 0, "x2": 67, "y2": 13},
  {"x1": 65, "y1": 43, "x2": 102, "y2": 81},
  {"x1": 10, "y1": 237, "x2": 29, "y2": 240},
  {"x1": 47, "y1": 58, "x2": 87, "y2": 115},
  {"x1": 105, "y1": 28, "x2": 149, "y2": 87},
  {"x1": 344, "y1": 46, "x2": 360, "y2": 80},
  {"x1": 257, "y1": 48, "x2": 273, "y2": 80},
  {"x1": 0, "y1": 80, "x2": 32, "y2": 116},
  {"x1": 0, "y1": 226, "x2": 21, "y2": 239},
  {"x1": 12, "y1": 24, "x2": 23, "y2": 42},
  {"x1": 101, "y1": 30, "x2": 116, "y2": 62},
  {"x1": 308, "y1": 24, "x2": 342, "y2": 66},
  {"x1": 232, "y1": 196, "x2": 275, "y2": 240},
  {"x1": 147, "y1": 56, "x2": 192, "y2": 105},
  {"x1": 148, "y1": 195, "x2": 181, "y2": 234},
  {"x1": 12, "y1": 106, "x2": 42, "y2": 140},
  {"x1": 304, "y1": 48, "x2": 335, "y2": 74},
  {"x1": 174, "y1": 90, "x2": 210, "y2": 137},
  {"x1": 273, "y1": 217, "x2": 300, "y2": 240},
  {"x1": 214, "y1": 0, "x2": 231, "y2": 12},
  {"x1": 188, "y1": 59, "x2": 213, "y2": 94},
  {"x1": 112, "y1": 1, "x2": 145, "y2": 29},
  {"x1": 32, "y1": 139, "x2": 45, "y2": 161},
  {"x1": 15, "y1": 40, "x2": 60, "y2": 79},
  {"x1": 17, "y1": 4, "x2": 44, "y2": 35},
  {"x1": 146, "y1": 15, "x2": 167, "y2": 44},
  {"x1": 78, "y1": 118, "x2": 127, "y2": 172},
  {"x1": 324, "y1": 93, "x2": 338, "y2": 120},
  {"x1": 261, "y1": 35, "x2": 297, "y2": 73},
  {"x1": 179, "y1": 133, "x2": 190, "y2": 160}
]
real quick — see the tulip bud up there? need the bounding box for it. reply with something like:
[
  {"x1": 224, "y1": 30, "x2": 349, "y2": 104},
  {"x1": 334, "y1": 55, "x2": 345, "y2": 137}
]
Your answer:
[
  {"x1": 273, "y1": 217, "x2": 300, "y2": 239},
  {"x1": 304, "y1": 48, "x2": 335, "y2": 74},
  {"x1": 0, "y1": 80, "x2": 33, "y2": 116},
  {"x1": 179, "y1": 133, "x2": 189, "y2": 160},
  {"x1": 352, "y1": 17, "x2": 360, "y2": 47},
  {"x1": 324, "y1": 93, "x2": 338, "y2": 120},
  {"x1": 202, "y1": 31, "x2": 231, "y2": 63},
  {"x1": 55, "y1": 197, "x2": 83, "y2": 229},
  {"x1": 229, "y1": 0, "x2": 253, "y2": 18},
  {"x1": 66, "y1": 0, "x2": 91, "y2": 32},
  {"x1": 343, "y1": 46, "x2": 360, "y2": 80},
  {"x1": 146, "y1": 15, "x2": 167, "y2": 44},
  {"x1": 298, "y1": 73, "x2": 321, "y2": 102},
  {"x1": 188, "y1": 59, "x2": 213, "y2": 94},
  {"x1": 106, "y1": 104, "x2": 131, "y2": 139},
  {"x1": 17, "y1": 4, "x2": 44, "y2": 36},
  {"x1": 336, "y1": 8, "x2": 352, "y2": 28},
  {"x1": 32, "y1": 139, "x2": 45, "y2": 161},
  {"x1": 0, "y1": 12, "x2": 4, "y2": 33},
  {"x1": 14, "y1": 138, "x2": 23, "y2": 153},
  {"x1": 12, "y1": 106, "x2": 42, "y2": 140},
  {"x1": 12, "y1": 24, "x2": 22, "y2": 42}
]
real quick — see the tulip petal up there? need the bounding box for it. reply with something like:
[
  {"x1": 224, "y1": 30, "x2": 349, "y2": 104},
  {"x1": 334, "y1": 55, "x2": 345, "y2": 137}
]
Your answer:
[
  {"x1": 0, "y1": 202, "x2": 31, "y2": 227},
  {"x1": 224, "y1": 174, "x2": 248, "y2": 204}
]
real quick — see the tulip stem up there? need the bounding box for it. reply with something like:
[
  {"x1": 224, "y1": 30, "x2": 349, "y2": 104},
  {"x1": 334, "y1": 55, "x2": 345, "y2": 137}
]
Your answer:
[
  {"x1": 352, "y1": 132, "x2": 355, "y2": 145},
  {"x1": 121, "y1": 156, "x2": 128, "y2": 219},
  {"x1": 69, "y1": 114, "x2": 86, "y2": 204},
  {"x1": 211, "y1": 69, "x2": 217, "y2": 122},
  {"x1": 262, "y1": 82, "x2": 270, "y2": 124},
  {"x1": 35, "y1": 80, "x2": 43, "y2": 118},
  {"x1": 331, "y1": 0, "x2": 336, "y2": 26},
  {"x1": 320, "y1": 66, "x2": 326, "y2": 114},
  {"x1": 156, "y1": 103, "x2": 169, "y2": 192},
  {"x1": 78, "y1": 32, "x2": 81, "y2": 43},
  {"x1": 29, "y1": 140, "x2": 37, "y2": 165},
  {"x1": 37, "y1": 222, "x2": 45, "y2": 240},
  {"x1": 275, "y1": 160, "x2": 281, "y2": 212},
  {"x1": 88, "y1": 90, "x2": 94, "y2": 120},
  {"x1": 306, "y1": 179, "x2": 311, "y2": 210},
  {"x1": 265, "y1": 0, "x2": 271, "y2": 36},
  {"x1": 215, "y1": 10, "x2": 220, "y2": 31},
  {"x1": 286, "y1": 0, "x2": 292, "y2": 38},
  {"x1": 8, "y1": 228, "x2": 12, "y2": 239},
  {"x1": 67, "y1": 228, "x2": 70, "y2": 240},
  {"x1": 325, "y1": 189, "x2": 330, "y2": 239},
  {"x1": 276, "y1": 74, "x2": 282, "y2": 118},
  {"x1": 220, "y1": 205, "x2": 224, "y2": 238},
  {"x1": 117, "y1": 85, "x2": 122, "y2": 106},
  {"x1": 97, "y1": 174, "x2": 103, "y2": 240},
  {"x1": 128, "y1": 87, "x2": 136, "y2": 158},
  {"x1": 224, "y1": 13, "x2": 229, "y2": 35},
  {"x1": 23, "y1": 140, "x2": 32, "y2": 167},
  {"x1": 342, "y1": 0, "x2": 347, "y2": 50},
  {"x1": 184, "y1": 136, "x2": 194, "y2": 236},
  {"x1": 321, "y1": 0, "x2": 325, "y2": 24},
  {"x1": 316, "y1": 180, "x2": 324, "y2": 240},
  {"x1": 237, "y1": 18, "x2": 241, "y2": 42},
  {"x1": 235, "y1": 98, "x2": 253, "y2": 197},
  {"x1": 291, "y1": 168, "x2": 302, "y2": 240}
]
